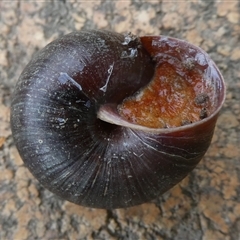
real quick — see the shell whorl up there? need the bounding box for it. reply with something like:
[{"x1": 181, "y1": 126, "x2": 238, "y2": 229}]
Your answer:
[{"x1": 10, "y1": 30, "x2": 225, "y2": 209}]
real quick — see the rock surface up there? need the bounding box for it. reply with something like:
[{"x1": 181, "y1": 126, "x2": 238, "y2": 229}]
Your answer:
[{"x1": 0, "y1": 1, "x2": 239, "y2": 239}]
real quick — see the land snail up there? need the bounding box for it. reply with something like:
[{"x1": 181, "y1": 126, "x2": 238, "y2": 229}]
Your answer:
[{"x1": 11, "y1": 30, "x2": 225, "y2": 209}]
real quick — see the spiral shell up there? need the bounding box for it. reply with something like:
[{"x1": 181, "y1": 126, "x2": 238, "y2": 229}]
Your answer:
[{"x1": 11, "y1": 30, "x2": 225, "y2": 209}]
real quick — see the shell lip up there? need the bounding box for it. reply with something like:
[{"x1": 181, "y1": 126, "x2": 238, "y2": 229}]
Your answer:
[{"x1": 97, "y1": 96, "x2": 224, "y2": 134}]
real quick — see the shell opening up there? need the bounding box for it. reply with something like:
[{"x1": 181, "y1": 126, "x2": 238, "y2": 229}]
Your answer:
[{"x1": 98, "y1": 36, "x2": 225, "y2": 130}]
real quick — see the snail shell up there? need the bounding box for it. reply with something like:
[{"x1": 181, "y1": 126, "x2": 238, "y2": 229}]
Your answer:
[{"x1": 11, "y1": 30, "x2": 225, "y2": 209}]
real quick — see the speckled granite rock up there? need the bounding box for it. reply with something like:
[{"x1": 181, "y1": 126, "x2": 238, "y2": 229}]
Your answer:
[{"x1": 0, "y1": 1, "x2": 239, "y2": 239}]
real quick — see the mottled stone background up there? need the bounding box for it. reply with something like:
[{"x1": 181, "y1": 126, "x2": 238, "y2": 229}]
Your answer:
[{"x1": 0, "y1": 1, "x2": 240, "y2": 239}]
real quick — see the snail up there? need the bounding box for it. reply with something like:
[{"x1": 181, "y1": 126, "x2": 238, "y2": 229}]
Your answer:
[{"x1": 11, "y1": 30, "x2": 225, "y2": 209}]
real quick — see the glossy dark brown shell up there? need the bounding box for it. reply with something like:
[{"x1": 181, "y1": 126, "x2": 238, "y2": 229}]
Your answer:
[{"x1": 10, "y1": 30, "x2": 225, "y2": 209}]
